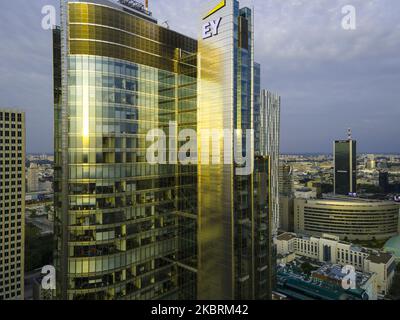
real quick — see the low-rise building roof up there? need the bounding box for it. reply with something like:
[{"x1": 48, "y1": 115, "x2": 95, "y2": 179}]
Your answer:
[{"x1": 277, "y1": 233, "x2": 297, "y2": 241}]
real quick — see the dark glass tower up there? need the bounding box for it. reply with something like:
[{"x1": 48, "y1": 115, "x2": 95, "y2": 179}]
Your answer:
[
  {"x1": 334, "y1": 131, "x2": 357, "y2": 196},
  {"x1": 379, "y1": 171, "x2": 390, "y2": 193},
  {"x1": 53, "y1": 0, "x2": 197, "y2": 300}
]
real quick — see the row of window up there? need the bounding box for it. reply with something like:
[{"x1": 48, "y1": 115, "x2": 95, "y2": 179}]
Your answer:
[
  {"x1": 0, "y1": 174, "x2": 23, "y2": 179},
  {"x1": 68, "y1": 239, "x2": 176, "y2": 274},
  {"x1": 0, "y1": 124, "x2": 22, "y2": 130},
  {"x1": 68, "y1": 56, "x2": 184, "y2": 85},
  {"x1": 0, "y1": 223, "x2": 22, "y2": 230},
  {"x1": 0, "y1": 269, "x2": 21, "y2": 279},
  {"x1": 0, "y1": 288, "x2": 22, "y2": 299},
  {"x1": 337, "y1": 250, "x2": 364, "y2": 265},
  {"x1": 0, "y1": 166, "x2": 22, "y2": 171},
  {"x1": 0, "y1": 243, "x2": 22, "y2": 251},
  {"x1": 0, "y1": 131, "x2": 23, "y2": 137},
  {"x1": 0, "y1": 112, "x2": 23, "y2": 122},
  {"x1": 69, "y1": 4, "x2": 197, "y2": 53},
  {"x1": 0, "y1": 149, "x2": 22, "y2": 154},
  {"x1": 0, "y1": 262, "x2": 22, "y2": 272},
  {"x1": 0, "y1": 229, "x2": 22, "y2": 236},
  {"x1": 0, "y1": 252, "x2": 22, "y2": 260},
  {"x1": 68, "y1": 164, "x2": 178, "y2": 180}
]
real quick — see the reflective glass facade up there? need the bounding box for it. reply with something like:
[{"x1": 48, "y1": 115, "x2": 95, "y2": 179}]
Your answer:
[
  {"x1": 253, "y1": 156, "x2": 275, "y2": 299},
  {"x1": 253, "y1": 63, "x2": 261, "y2": 156},
  {"x1": 260, "y1": 91, "x2": 280, "y2": 233},
  {"x1": 54, "y1": 0, "x2": 197, "y2": 300},
  {"x1": 54, "y1": 0, "x2": 273, "y2": 301},
  {"x1": 197, "y1": 0, "x2": 272, "y2": 300}
]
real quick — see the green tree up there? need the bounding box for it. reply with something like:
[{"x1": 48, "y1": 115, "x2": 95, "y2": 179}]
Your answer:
[
  {"x1": 30, "y1": 209, "x2": 38, "y2": 218},
  {"x1": 301, "y1": 262, "x2": 317, "y2": 275}
]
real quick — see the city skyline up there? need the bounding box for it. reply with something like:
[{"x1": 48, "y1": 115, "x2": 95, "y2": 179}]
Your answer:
[
  {"x1": 0, "y1": 0, "x2": 399, "y2": 154},
  {"x1": 0, "y1": 0, "x2": 399, "y2": 306}
]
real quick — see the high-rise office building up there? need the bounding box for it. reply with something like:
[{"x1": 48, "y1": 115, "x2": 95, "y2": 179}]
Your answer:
[
  {"x1": 0, "y1": 109, "x2": 25, "y2": 300},
  {"x1": 278, "y1": 163, "x2": 294, "y2": 232},
  {"x1": 54, "y1": 0, "x2": 197, "y2": 300},
  {"x1": 27, "y1": 163, "x2": 40, "y2": 192},
  {"x1": 334, "y1": 130, "x2": 357, "y2": 195},
  {"x1": 197, "y1": 0, "x2": 273, "y2": 300},
  {"x1": 253, "y1": 156, "x2": 275, "y2": 299},
  {"x1": 379, "y1": 171, "x2": 390, "y2": 194},
  {"x1": 253, "y1": 63, "x2": 261, "y2": 156},
  {"x1": 366, "y1": 159, "x2": 376, "y2": 170},
  {"x1": 260, "y1": 90, "x2": 280, "y2": 233},
  {"x1": 54, "y1": 0, "x2": 273, "y2": 301},
  {"x1": 279, "y1": 164, "x2": 293, "y2": 197}
]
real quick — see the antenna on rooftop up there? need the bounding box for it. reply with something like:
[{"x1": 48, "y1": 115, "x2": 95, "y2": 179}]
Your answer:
[{"x1": 347, "y1": 128, "x2": 352, "y2": 140}]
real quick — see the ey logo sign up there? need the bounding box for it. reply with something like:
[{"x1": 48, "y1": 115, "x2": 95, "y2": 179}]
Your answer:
[{"x1": 202, "y1": 0, "x2": 225, "y2": 40}]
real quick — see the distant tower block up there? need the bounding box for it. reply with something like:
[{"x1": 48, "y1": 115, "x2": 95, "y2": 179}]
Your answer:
[{"x1": 334, "y1": 130, "x2": 357, "y2": 195}]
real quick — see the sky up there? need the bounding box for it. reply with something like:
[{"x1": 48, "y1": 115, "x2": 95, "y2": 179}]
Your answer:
[{"x1": 0, "y1": 0, "x2": 399, "y2": 154}]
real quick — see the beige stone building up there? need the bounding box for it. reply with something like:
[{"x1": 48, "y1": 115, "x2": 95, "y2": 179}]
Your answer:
[
  {"x1": 0, "y1": 109, "x2": 25, "y2": 300},
  {"x1": 294, "y1": 197, "x2": 400, "y2": 241}
]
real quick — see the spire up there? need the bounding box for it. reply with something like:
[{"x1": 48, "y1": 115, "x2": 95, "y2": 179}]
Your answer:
[{"x1": 347, "y1": 128, "x2": 352, "y2": 140}]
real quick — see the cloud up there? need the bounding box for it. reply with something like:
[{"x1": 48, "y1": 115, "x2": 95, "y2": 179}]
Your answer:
[{"x1": 0, "y1": 0, "x2": 398, "y2": 153}]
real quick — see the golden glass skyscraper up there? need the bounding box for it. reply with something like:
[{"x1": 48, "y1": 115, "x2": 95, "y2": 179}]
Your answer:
[
  {"x1": 0, "y1": 109, "x2": 25, "y2": 300},
  {"x1": 197, "y1": 0, "x2": 273, "y2": 300},
  {"x1": 54, "y1": 0, "x2": 274, "y2": 301},
  {"x1": 54, "y1": 0, "x2": 197, "y2": 300}
]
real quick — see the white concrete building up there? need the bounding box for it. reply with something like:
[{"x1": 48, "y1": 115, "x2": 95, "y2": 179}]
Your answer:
[
  {"x1": 364, "y1": 253, "x2": 396, "y2": 296},
  {"x1": 276, "y1": 232, "x2": 396, "y2": 296},
  {"x1": 27, "y1": 163, "x2": 39, "y2": 192}
]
